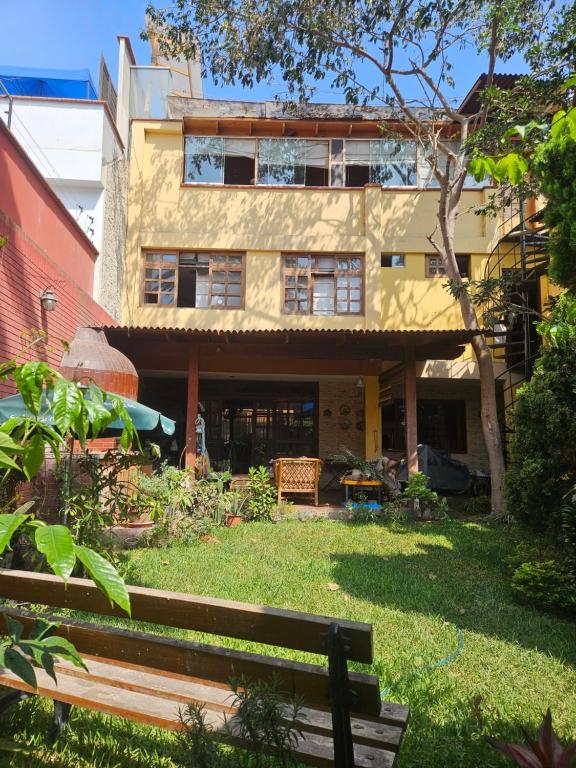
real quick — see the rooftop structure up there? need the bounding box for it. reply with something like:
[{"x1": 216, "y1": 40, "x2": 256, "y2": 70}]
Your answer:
[{"x1": 0, "y1": 65, "x2": 97, "y2": 100}]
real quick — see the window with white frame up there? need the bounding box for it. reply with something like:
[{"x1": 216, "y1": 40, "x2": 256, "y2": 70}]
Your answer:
[
  {"x1": 184, "y1": 137, "x2": 256, "y2": 185},
  {"x1": 381, "y1": 254, "x2": 406, "y2": 268},
  {"x1": 345, "y1": 140, "x2": 417, "y2": 187},
  {"x1": 417, "y1": 141, "x2": 486, "y2": 189},
  {"x1": 257, "y1": 139, "x2": 329, "y2": 186},
  {"x1": 182, "y1": 135, "x2": 487, "y2": 189}
]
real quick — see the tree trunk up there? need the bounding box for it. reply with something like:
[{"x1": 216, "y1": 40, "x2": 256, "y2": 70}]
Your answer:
[
  {"x1": 471, "y1": 332, "x2": 505, "y2": 514},
  {"x1": 437, "y1": 181, "x2": 506, "y2": 515}
]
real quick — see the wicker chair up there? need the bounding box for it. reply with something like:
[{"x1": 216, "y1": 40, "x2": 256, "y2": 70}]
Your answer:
[{"x1": 272, "y1": 457, "x2": 323, "y2": 506}]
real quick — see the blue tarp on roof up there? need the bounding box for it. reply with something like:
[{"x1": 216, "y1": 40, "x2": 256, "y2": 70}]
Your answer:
[{"x1": 0, "y1": 66, "x2": 97, "y2": 100}]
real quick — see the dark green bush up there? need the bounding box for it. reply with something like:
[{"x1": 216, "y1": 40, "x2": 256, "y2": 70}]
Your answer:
[
  {"x1": 533, "y1": 132, "x2": 576, "y2": 289},
  {"x1": 511, "y1": 560, "x2": 576, "y2": 615},
  {"x1": 505, "y1": 330, "x2": 576, "y2": 536}
]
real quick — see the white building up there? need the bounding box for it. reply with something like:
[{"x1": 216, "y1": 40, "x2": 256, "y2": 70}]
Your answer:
[
  {"x1": 0, "y1": 66, "x2": 125, "y2": 316},
  {"x1": 0, "y1": 36, "x2": 203, "y2": 317}
]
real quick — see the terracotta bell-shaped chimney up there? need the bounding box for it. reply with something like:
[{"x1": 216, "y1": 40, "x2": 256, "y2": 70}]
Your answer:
[{"x1": 60, "y1": 327, "x2": 138, "y2": 399}]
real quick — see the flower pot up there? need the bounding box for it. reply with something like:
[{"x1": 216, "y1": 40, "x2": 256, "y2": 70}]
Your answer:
[
  {"x1": 350, "y1": 469, "x2": 362, "y2": 480},
  {"x1": 225, "y1": 514, "x2": 242, "y2": 527},
  {"x1": 126, "y1": 510, "x2": 155, "y2": 528}
]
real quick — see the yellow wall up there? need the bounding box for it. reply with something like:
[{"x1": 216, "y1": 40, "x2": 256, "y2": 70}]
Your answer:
[{"x1": 123, "y1": 120, "x2": 501, "y2": 335}]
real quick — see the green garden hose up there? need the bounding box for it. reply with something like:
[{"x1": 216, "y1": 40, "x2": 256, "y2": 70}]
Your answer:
[{"x1": 380, "y1": 625, "x2": 465, "y2": 697}]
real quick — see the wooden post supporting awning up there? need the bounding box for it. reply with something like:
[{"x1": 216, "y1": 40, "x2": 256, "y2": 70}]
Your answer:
[
  {"x1": 403, "y1": 350, "x2": 418, "y2": 477},
  {"x1": 185, "y1": 346, "x2": 199, "y2": 470}
]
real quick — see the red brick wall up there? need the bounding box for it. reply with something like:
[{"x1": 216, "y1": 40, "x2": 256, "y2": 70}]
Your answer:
[
  {"x1": 0, "y1": 124, "x2": 114, "y2": 397},
  {"x1": 0, "y1": 122, "x2": 98, "y2": 294}
]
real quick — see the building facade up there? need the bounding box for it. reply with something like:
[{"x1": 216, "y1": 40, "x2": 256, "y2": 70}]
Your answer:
[{"x1": 106, "y1": 97, "x2": 517, "y2": 475}]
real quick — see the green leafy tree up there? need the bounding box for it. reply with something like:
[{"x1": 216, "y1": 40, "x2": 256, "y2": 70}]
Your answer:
[
  {"x1": 469, "y1": 93, "x2": 576, "y2": 290},
  {"x1": 0, "y1": 358, "x2": 136, "y2": 689},
  {"x1": 505, "y1": 293, "x2": 576, "y2": 538},
  {"x1": 145, "y1": 0, "x2": 572, "y2": 514},
  {"x1": 533, "y1": 128, "x2": 576, "y2": 289}
]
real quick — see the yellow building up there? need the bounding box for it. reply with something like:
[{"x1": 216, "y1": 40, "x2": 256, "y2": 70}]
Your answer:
[{"x1": 106, "y1": 95, "x2": 532, "y2": 481}]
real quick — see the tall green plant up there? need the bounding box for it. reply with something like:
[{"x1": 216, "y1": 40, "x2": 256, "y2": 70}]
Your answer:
[
  {"x1": 0, "y1": 359, "x2": 136, "y2": 688},
  {"x1": 505, "y1": 296, "x2": 576, "y2": 540},
  {"x1": 246, "y1": 466, "x2": 276, "y2": 521}
]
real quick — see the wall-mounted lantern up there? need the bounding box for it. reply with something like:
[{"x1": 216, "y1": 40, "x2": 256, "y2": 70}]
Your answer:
[{"x1": 39, "y1": 287, "x2": 58, "y2": 312}]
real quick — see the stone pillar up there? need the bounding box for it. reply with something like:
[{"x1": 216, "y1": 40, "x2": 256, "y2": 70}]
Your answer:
[
  {"x1": 404, "y1": 351, "x2": 418, "y2": 475},
  {"x1": 185, "y1": 346, "x2": 199, "y2": 470}
]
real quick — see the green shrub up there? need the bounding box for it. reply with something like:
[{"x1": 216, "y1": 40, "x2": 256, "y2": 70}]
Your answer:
[
  {"x1": 505, "y1": 327, "x2": 576, "y2": 536},
  {"x1": 402, "y1": 472, "x2": 448, "y2": 519},
  {"x1": 134, "y1": 464, "x2": 194, "y2": 516},
  {"x1": 511, "y1": 560, "x2": 576, "y2": 614},
  {"x1": 346, "y1": 493, "x2": 379, "y2": 523},
  {"x1": 533, "y1": 132, "x2": 576, "y2": 289},
  {"x1": 143, "y1": 513, "x2": 214, "y2": 548},
  {"x1": 246, "y1": 466, "x2": 276, "y2": 521},
  {"x1": 188, "y1": 479, "x2": 223, "y2": 520}
]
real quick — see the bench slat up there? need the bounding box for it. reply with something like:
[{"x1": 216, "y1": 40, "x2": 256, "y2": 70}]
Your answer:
[
  {"x1": 0, "y1": 665, "x2": 398, "y2": 767},
  {"x1": 53, "y1": 656, "x2": 405, "y2": 752},
  {"x1": 0, "y1": 608, "x2": 382, "y2": 716},
  {"x1": 0, "y1": 569, "x2": 372, "y2": 663}
]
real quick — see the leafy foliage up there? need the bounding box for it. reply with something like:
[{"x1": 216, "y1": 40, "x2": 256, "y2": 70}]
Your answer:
[
  {"x1": 511, "y1": 560, "x2": 576, "y2": 616},
  {"x1": 63, "y1": 450, "x2": 148, "y2": 548},
  {"x1": 402, "y1": 472, "x2": 449, "y2": 519},
  {"x1": 505, "y1": 296, "x2": 576, "y2": 538},
  {"x1": 0, "y1": 614, "x2": 86, "y2": 691},
  {"x1": 0, "y1": 360, "x2": 139, "y2": 505},
  {"x1": 532, "y1": 129, "x2": 576, "y2": 288},
  {"x1": 487, "y1": 708, "x2": 576, "y2": 767},
  {"x1": 246, "y1": 466, "x2": 276, "y2": 522},
  {"x1": 327, "y1": 448, "x2": 400, "y2": 496},
  {"x1": 0, "y1": 358, "x2": 138, "y2": 692},
  {"x1": 0, "y1": 503, "x2": 131, "y2": 616},
  {"x1": 178, "y1": 676, "x2": 303, "y2": 767}
]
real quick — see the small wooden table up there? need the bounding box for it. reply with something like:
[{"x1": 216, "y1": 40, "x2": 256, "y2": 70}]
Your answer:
[{"x1": 340, "y1": 478, "x2": 385, "y2": 505}]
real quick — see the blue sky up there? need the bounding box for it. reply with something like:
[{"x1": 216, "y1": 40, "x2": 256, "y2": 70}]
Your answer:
[{"x1": 1, "y1": 0, "x2": 532, "y2": 105}]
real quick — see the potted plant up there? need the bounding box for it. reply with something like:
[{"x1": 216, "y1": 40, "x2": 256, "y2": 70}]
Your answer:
[{"x1": 224, "y1": 491, "x2": 248, "y2": 527}]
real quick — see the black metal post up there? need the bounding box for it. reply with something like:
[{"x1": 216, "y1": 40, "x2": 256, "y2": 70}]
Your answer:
[
  {"x1": 49, "y1": 700, "x2": 72, "y2": 743},
  {"x1": 327, "y1": 622, "x2": 355, "y2": 768}
]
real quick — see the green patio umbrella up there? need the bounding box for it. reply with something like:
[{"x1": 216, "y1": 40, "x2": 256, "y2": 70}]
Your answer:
[{"x1": 0, "y1": 392, "x2": 176, "y2": 437}]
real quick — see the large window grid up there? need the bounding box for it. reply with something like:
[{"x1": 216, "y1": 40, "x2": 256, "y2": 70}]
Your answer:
[
  {"x1": 142, "y1": 251, "x2": 244, "y2": 309},
  {"x1": 184, "y1": 135, "x2": 487, "y2": 189},
  {"x1": 282, "y1": 254, "x2": 363, "y2": 316}
]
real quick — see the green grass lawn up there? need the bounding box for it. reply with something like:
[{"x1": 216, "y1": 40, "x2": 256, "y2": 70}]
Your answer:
[{"x1": 1, "y1": 518, "x2": 575, "y2": 767}]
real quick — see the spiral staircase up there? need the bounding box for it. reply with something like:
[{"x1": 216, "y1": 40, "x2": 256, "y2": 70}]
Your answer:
[{"x1": 483, "y1": 194, "x2": 550, "y2": 462}]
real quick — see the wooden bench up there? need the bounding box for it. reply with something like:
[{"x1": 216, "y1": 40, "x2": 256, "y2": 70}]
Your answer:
[{"x1": 0, "y1": 570, "x2": 409, "y2": 767}]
